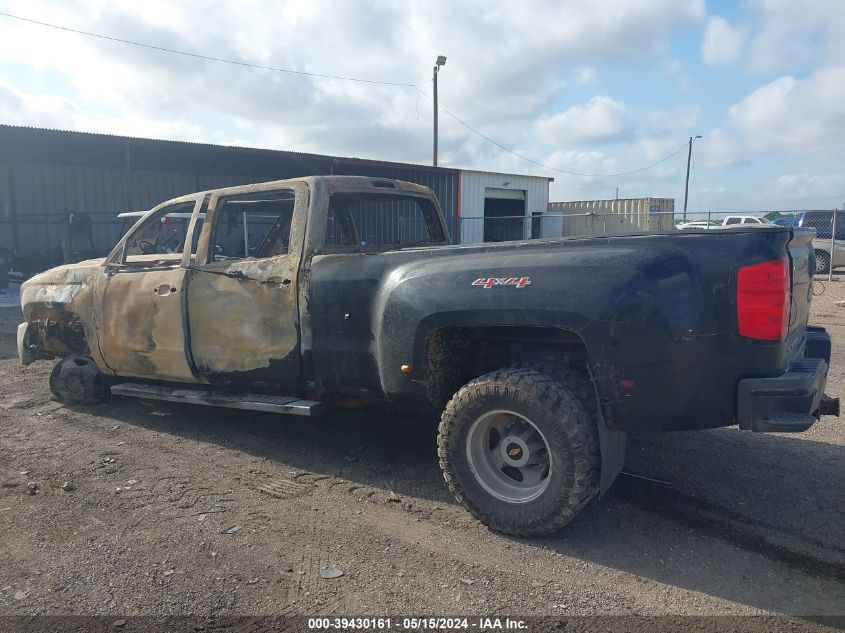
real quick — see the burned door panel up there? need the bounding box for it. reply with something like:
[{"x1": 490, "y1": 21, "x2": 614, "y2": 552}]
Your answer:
[
  {"x1": 93, "y1": 196, "x2": 205, "y2": 382},
  {"x1": 98, "y1": 267, "x2": 195, "y2": 381},
  {"x1": 186, "y1": 260, "x2": 299, "y2": 380},
  {"x1": 185, "y1": 183, "x2": 307, "y2": 386}
]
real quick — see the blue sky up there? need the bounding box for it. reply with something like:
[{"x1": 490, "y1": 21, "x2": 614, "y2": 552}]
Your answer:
[{"x1": 0, "y1": 0, "x2": 842, "y2": 212}]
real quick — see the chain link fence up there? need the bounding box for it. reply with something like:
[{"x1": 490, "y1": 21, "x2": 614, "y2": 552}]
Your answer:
[
  {"x1": 795, "y1": 210, "x2": 845, "y2": 280},
  {"x1": 459, "y1": 209, "x2": 842, "y2": 278}
]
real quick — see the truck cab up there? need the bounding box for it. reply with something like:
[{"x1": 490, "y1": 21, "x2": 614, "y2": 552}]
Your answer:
[{"x1": 19, "y1": 176, "x2": 449, "y2": 386}]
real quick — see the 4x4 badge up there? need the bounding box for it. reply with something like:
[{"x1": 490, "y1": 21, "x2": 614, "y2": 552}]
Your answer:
[{"x1": 472, "y1": 277, "x2": 531, "y2": 289}]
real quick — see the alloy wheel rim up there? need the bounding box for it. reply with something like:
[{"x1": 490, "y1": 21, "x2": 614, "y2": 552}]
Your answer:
[{"x1": 465, "y1": 409, "x2": 552, "y2": 503}]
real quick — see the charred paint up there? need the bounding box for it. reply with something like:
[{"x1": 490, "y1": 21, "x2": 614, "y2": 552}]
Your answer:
[
  {"x1": 187, "y1": 263, "x2": 298, "y2": 374},
  {"x1": 181, "y1": 179, "x2": 308, "y2": 381},
  {"x1": 19, "y1": 258, "x2": 102, "y2": 364},
  {"x1": 99, "y1": 268, "x2": 194, "y2": 380}
]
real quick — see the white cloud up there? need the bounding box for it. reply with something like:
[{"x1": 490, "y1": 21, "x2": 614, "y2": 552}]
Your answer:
[
  {"x1": 703, "y1": 0, "x2": 845, "y2": 73},
  {"x1": 642, "y1": 106, "x2": 699, "y2": 137},
  {"x1": 544, "y1": 141, "x2": 688, "y2": 202},
  {"x1": 746, "y1": 6, "x2": 822, "y2": 72},
  {"x1": 638, "y1": 137, "x2": 681, "y2": 163},
  {"x1": 696, "y1": 128, "x2": 750, "y2": 168},
  {"x1": 701, "y1": 16, "x2": 745, "y2": 65},
  {"x1": 0, "y1": 78, "x2": 79, "y2": 129},
  {"x1": 574, "y1": 67, "x2": 597, "y2": 84},
  {"x1": 661, "y1": 59, "x2": 693, "y2": 91},
  {"x1": 729, "y1": 66, "x2": 845, "y2": 159},
  {"x1": 545, "y1": 149, "x2": 619, "y2": 201},
  {"x1": 0, "y1": 0, "x2": 705, "y2": 163},
  {"x1": 536, "y1": 96, "x2": 631, "y2": 146},
  {"x1": 764, "y1": 173, "x2": 845, "y2": 200}
]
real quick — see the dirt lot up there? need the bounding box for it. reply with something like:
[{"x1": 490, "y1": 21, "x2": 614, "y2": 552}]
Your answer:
[{"x1": 0, "y1": 280, "x2": 843, "y2": 622}]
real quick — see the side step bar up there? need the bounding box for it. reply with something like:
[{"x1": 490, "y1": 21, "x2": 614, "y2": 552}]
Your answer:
[{"x1": 110, "y1": 383, "x2": 323, "y2": 416}]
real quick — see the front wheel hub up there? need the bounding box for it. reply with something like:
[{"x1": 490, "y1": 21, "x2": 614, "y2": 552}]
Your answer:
[{"x1": 501, "y1": 436, "x2": 530, "y2": 467}]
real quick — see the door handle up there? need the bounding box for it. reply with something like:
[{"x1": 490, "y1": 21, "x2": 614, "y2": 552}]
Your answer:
[{"x1": 154, "y1": 284, "x2": 177, "y2": 295}]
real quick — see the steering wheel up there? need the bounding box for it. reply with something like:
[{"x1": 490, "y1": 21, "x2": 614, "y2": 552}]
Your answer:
[{"x1": 138, "y1": 239, "x2": 155, "y2": 254}]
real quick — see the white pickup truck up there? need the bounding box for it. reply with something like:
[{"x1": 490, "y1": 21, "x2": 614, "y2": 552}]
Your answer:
[
  {"x1": 715, "y1": 215, "x2": 773, "y2": 227},
  {"x1": 678, "y1": 215, "x2": 772, "y2": 230}
]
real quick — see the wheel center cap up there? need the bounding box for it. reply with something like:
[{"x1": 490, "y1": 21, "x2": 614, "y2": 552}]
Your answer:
[{"x1": 500, "y1": 436, "x2": 530, "y2": 467}]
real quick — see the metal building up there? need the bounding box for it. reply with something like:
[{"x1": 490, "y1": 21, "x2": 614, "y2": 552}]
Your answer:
[
  {"x1": 0, "y1": 125, "x2": 554, "y2": 265},
  {"x1": 0, "y1": 125, "x2": 461, "y2": 265},
  {"x1": 457, "y1": 170, "x2": 554, "y2": 244}
]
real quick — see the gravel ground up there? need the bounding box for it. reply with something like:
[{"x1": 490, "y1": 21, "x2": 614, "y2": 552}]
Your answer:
[{"x1": 0, "y1": 279, "x2": 843, "y2": 621}]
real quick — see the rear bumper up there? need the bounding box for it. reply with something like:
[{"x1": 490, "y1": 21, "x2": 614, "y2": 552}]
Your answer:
[{"x1": 737, "y1": 327, "x2": 836, "y2": 432}]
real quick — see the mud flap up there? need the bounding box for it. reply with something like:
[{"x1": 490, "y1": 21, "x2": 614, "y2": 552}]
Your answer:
[{"x1": 597, "y1": 405, "x2": 626, "y2": 496}]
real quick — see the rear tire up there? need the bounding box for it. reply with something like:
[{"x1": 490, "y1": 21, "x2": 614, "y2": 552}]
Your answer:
[
  {"x1": 437, "y1": 368, "x2": 599, "y2": 536},
  {"x1": 815, "y1": 250, "x2": 831, "y2": 275},
  {"x1": 513, "y1": 360, "x2": 597, "y2": 421},
  {"x1": 49, "y1": 355, "x2": 109, "y2": 405}
]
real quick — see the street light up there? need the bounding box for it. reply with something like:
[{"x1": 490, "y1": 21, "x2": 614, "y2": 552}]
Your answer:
[
  {"x1": 682, "y1": 135, "x2": 702, "y2": 222},
  {"x1": 433, "y1": 55, "x2": 446, "y2": 166}
]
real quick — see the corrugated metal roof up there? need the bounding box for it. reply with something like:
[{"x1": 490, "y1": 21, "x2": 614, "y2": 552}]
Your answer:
[
  {"x1": 0, "y1": 124, "x2": 460, "y2": 174},
  {"x1": 459, "y1": 168, "x2": 554, "y2": 182}
]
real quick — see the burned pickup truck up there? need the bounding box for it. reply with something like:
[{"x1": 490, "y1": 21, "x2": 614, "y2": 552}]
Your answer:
[{"x1": 17, "y1": 176, "x2": 839, "y2": 535}]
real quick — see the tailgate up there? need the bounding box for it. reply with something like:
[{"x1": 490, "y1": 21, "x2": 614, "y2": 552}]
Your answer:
[{"x1": 787, "y1": 227, "x2": 815, "y2": 345}]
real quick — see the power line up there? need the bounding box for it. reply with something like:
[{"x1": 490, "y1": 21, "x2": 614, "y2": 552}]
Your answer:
[
  {"x1": 416, "y1": 86, "x2": 685, "y2": 178},
  {"x1": 0, "y1": 10, "x2": 424, "y2": 87},
  {"x1": 1, "y1": 9, "x2": 687, "y2": 178}
]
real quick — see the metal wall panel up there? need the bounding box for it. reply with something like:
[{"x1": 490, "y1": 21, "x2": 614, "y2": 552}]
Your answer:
[
  {"x1": 0, "y1": 127, "x2": 473, "y2": 263},
  {"x1": 0, "y1": 164, "x2": 11, "y2": 221},
  {"x1": 9, "y1": 163, "x2": 129, "y2": 260},
  {"x1": 458, "y1": 170, "x2": 551, "y2": 244},
  {"x1": 3, "y1": 162, "x2": 460, "y2": 260},
  {"x1": 129, "y1": 170, "x2": 197, "y2": 210},
  {"x1": 197, "y1": 174, "x2": 270, "y2": 191},
  {"x1": 0, "y1": 165, "x2": 457, "y2": 262}
]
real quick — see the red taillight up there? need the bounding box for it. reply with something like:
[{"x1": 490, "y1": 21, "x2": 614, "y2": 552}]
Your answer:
[{"x1": 737, "y1": 258, "x2": 790, "y2": 341}]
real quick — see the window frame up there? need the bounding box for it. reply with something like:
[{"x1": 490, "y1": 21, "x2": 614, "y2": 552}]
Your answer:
[
  {"x1": 208, "y1": 189, "x2": 298, "y2": 263},
  {"x1": 107, "y1": 194, "x2": 205, "y2": 270},
  {"x1": 194, "y1": 182, "x2": 308, "y2": 267},
  {"x1": 318, "y1": 190, "x2": 449, "y2": 255}
]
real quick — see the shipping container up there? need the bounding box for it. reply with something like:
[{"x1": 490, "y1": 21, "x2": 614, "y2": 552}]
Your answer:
[{"x1": 547, "y1": 198, "x2": 675, "y2": 237}]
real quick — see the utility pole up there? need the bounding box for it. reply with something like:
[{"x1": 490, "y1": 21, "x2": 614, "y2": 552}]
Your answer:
[
  {"x1": 830, "y1": 210, "x2": 837, "y2": 282},
  {"x1": 433, "y1": 55, "x2": 446, "y2": 166},
  {"x1": 682, "y1": 135, "x2": 702, "y2": 222}
]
